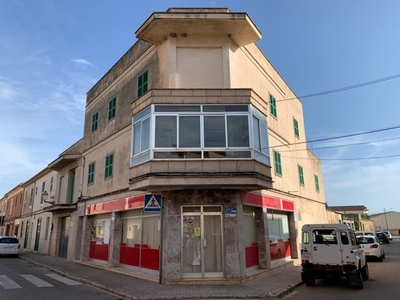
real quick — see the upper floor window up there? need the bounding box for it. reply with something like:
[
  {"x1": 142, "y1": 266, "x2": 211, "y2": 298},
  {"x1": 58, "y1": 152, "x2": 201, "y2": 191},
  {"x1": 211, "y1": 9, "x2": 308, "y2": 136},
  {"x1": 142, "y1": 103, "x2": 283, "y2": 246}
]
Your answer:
[
  {"x1": 131, "y1": 105, "x2": 270, "y2": 166},
  {"x1": 50, "y1": 176, "x2": 54, "y2": 192},
  {"x1": 293, "y1": 117, "x2": 299, "y2": 138},
  {"x1": 298, "y1": 165, "x2": 305, "y2": 186},
  {"x1": 29, "y1": 188, "x2": 34, "y2": 207},
  {"x1": 314, "y1": 174, "x2": 320, "y2": 192},
  {"x1": 137, "y1": 70, "x2": 148, "y2": 97},
  {"x1": 88, "y1": 162, "x2": 95, "y2": 185},
  {"x1": 92, "y1": 112, "x2": 99, "y2": 132},
  {"x1": 108, "y1": 97, "x2": 116, "y2": 121},
  {"x1": 105, "y1": 153, "x2": 114, "y2": 179},
  {"x1": 273, "y1": 150, "x2": 282, "y2": 176},
  {"x1": 269, "y1": 94, "x2": 277, "y2": 118},
  {"x1": 40, "y1": 181, "x2": 46, "y2": 204}
]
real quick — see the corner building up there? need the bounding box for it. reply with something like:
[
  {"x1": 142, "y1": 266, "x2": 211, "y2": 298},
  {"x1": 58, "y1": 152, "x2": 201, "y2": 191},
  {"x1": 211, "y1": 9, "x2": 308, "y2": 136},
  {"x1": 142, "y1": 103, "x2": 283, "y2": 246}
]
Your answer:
[{"x1": 75, "y1": 8, "x2": 327, "y2": 283}]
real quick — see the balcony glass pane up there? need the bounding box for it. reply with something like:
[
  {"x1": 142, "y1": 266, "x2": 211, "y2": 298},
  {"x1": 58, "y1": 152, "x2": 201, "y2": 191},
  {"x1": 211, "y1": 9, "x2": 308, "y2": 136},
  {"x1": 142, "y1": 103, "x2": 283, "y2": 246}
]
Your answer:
[
  {"x1": 204, "y1": 116, "x2": 225, "y2": 147},
  {"x1": 227, "y1": 116, "x2": 249, "y2": 147},
  {"x1": 179, "y1": 116, "x2": 200, "y2": 147},
  {"x1": 155, "y1": 116, "x2": 177, "y2": 148}
]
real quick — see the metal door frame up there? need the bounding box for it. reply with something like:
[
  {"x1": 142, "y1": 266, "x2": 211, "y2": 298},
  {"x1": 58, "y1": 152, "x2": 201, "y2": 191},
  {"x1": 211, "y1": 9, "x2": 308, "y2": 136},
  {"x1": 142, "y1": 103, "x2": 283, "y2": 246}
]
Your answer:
[{"x1": 181, "y1": 205, "x2": 224, "y2": 279}]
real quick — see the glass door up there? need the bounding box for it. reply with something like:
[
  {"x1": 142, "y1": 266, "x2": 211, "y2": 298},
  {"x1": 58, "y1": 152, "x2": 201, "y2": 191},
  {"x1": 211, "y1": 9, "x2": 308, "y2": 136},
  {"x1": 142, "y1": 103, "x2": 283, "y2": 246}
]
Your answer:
[{"x1": 181, "y1": 206, "x2": 223, "y2": 278}]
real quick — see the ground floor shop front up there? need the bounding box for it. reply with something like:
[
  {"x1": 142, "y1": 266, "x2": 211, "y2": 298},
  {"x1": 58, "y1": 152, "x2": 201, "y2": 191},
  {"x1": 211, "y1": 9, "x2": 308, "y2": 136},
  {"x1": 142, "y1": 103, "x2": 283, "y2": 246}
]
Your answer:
[{"x1": 78, "y1": 189, "x2": 297, "y2": 283}]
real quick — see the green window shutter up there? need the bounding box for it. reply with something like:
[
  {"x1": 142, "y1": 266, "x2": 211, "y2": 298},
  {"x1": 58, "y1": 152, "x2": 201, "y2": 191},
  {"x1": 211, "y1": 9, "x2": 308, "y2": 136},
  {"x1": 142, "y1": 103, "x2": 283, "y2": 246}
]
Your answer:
[
  {"x1": 92, "y1": 112, "x2": 98, "y2": 132},
  {"x1": 88, "y1": 162, "x2": 95, "y2": 185},
  {"x1": 269, "y1": 94, "x2": 277, "y2": 118},
  {"x1": 298, "y1": 165, "x2": 304, "y2": 186},
  {"x1": 105, "y1": 154, "x2": 114, "y2": 179},
  {"x1": 294, "y1": 118, "x2": 299, "y2": 138},
  {"x1": 108, "y1": 98, "x2": 116, "y2": 121},
  {"x1": 314, "y1": 174, "x2": 320, "y2": 192},
  {"x1": 138, "y1": 70, "x2": 149, "y2": 97},
  {"x1": 273, "y1": 150, "x2": 282, "y2": 176}
]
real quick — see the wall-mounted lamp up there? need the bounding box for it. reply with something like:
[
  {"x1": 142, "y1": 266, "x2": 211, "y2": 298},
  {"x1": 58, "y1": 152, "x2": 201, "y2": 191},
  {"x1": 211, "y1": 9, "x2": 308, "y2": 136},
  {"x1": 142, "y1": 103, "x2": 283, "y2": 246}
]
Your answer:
[
  {"x1": 78, "y1": 190, "x2": 91, "y2": 201},
  {"x1": 42, "y1": 191, "x2": 55, "y2": 205}
]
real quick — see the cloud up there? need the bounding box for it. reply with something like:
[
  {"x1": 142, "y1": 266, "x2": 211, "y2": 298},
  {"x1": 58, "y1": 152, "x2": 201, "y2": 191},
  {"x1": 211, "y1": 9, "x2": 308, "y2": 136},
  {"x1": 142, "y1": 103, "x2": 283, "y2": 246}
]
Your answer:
[
  {"x1": 0, "y1": 79, "x2": 18, "y2": 101},
  {"x1": 71, "y1": 58, "x2": 94, "y2": 67}
]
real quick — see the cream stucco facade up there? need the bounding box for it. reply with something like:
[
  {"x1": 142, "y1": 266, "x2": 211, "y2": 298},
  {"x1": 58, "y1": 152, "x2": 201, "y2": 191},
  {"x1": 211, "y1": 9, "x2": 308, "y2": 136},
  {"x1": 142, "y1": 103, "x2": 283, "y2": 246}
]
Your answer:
[{"x1": 3, "y1": 8, "x2": 332, "y2": 284}]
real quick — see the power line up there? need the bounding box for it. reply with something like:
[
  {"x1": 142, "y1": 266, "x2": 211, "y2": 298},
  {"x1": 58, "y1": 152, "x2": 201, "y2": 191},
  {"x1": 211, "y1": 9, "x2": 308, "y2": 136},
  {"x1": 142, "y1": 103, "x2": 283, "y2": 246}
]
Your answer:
[
  {"x1": 282, "y1": 153, "x2": 400, "y2": 161},
  {"x1": 270, "y1": 125, "x2": 400, "y2": 149},
  {"x1": 278, "y1": 136, "x2": 400, "y2": 153},
  {"x1": 276, "y1": 73, "x2": 400, "y2": 103}
]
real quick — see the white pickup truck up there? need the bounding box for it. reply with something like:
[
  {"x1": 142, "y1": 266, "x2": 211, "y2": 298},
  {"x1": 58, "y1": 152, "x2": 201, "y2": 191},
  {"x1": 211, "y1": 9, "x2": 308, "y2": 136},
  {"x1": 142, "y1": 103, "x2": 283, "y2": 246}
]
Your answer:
[{"x1": 300, "y1": 223, "x2": 369, "y2": 289}]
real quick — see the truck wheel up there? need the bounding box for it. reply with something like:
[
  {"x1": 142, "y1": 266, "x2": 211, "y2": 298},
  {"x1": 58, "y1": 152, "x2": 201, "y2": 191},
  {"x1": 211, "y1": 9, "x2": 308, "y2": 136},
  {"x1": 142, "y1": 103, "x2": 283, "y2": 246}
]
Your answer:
[
  {"x1": 347, "y1": 268, "x2": 363, "y2": 289},
  {"x1": 302, "y1": 271, "x2": 315, "y2": 286},
  {"x1": 361, "y1": 262, "x2": 369, "y2": 280}
]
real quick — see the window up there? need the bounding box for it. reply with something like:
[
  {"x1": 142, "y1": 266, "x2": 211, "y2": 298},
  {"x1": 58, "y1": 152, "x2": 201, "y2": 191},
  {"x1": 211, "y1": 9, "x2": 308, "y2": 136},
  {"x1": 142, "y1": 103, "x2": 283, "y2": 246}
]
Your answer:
[
  {"x1": 269, "y1": 94, "x2": 277, "y2": 118},
  {"x1": 88, "y1": 162, "x2": 95, "y2": 185},
  {"x1": 105, "y1": 153, "x2": 114, "y2": 179},
  {"x1": 137, "y1": 70, "x2": 148, "y2": 97},
  {"x1": 273, "y1": 151, "x2": 282, "y2": 176},
  {"x1": 108, "y1": 97, "x2": 116, "y2": 121},
  {"x1": 29, "y1": 188, "x2": 34, "y2": 207},
  {"x1": 314, "y1": 174, "x2": 320, "y2": 192},
  {"x1": 40, "y1": 181, "x2": 45, "y2": 204},
  {"x1": 92, "y1": 112, "x2": 99, "y2": 132},
  {"x1": 298, "y1": 165, "x2": 305, "y2": 186},
  {"x1": 50, "y1": 176, "x2": 53, "y2": 192},
  {"x1": 293, "y1": 118, "x2": 299, "y2": 138},
  {"x1": 131, "y1": 105, "x2": 270, "y2": 166}
]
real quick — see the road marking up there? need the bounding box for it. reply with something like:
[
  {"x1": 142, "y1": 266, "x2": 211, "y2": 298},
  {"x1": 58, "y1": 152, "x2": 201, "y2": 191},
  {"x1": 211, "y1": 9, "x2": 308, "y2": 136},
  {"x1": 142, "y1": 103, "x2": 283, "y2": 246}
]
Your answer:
[
  {"x1": 0, "y1": 275, "x2": 22, "y2": 289},
  {"x1": 20, "y1": 274, "x2": 54, "y2": 287},
  {"x1": 45, "y1": 273, "x2": 82, "y2": 285}
]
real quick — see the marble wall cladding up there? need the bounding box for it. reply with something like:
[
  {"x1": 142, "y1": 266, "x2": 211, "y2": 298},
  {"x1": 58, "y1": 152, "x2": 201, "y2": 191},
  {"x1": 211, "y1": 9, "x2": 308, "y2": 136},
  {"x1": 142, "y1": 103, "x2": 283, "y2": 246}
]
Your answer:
[
  {"x1": 161, "y1": 189, "x2": 246, "y2": 280},
  {"x1": 108, "y1": 212, "x2": 122, "y2": 267},
  {"x1": 80, "y1": 216, "x2": 93, "y2": 261},
  {"x1": 255, "y1": 207, "x2": 271, "y2": 269},
  {"x1": 74, "y1": 216, "x2": 83, "y2": 261},
  {"x1": 288, "y1": 213, "x2": 298, "y2": 259}
]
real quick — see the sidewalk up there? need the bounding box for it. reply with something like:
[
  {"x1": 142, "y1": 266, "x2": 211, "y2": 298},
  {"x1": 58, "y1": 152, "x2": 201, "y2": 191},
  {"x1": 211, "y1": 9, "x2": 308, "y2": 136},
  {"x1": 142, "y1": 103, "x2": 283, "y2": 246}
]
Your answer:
[{"x1": 19, "y1": 250, "x2": 302, "y2": 299}]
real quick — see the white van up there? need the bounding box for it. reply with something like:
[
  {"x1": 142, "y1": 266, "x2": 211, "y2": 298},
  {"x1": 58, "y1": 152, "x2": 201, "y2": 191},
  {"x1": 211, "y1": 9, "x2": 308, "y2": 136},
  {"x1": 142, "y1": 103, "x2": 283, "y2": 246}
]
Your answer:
[{"x1": 301, "y1": 224, "x2": 368, "y2": 289}]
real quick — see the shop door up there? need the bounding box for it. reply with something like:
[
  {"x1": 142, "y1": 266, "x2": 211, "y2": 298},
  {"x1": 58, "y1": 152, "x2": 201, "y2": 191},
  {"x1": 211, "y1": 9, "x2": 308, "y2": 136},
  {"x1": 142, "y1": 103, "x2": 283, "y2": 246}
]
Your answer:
[
  {"x1": 58, "y1": 217, "x2": 70, "y2": 258},
  {"x1": 34, "y1": 218, "x2": 42, "y2": 252},
  {"x1": 181, "y1": 206, "x2": 223, "y2": 278}
]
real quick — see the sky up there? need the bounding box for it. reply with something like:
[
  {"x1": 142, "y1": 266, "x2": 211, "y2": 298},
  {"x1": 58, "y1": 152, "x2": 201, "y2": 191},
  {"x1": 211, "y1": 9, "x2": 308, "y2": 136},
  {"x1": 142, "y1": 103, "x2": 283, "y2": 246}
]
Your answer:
[{"x1": 0, "y1": 1, "x2": 399, "y2": 215}]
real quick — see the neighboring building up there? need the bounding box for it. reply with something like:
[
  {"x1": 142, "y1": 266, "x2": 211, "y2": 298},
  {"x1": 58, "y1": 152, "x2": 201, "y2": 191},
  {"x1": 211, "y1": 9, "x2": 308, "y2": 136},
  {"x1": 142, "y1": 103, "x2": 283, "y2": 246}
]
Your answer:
[
  {"x1": 370, "y1": 211, "x2": 400, "y2": 235},
  {"x1": 0, "y1": 196, "x2": 5, "y2": 235},
  {"x1": 1, "y1": 8, "x2": 329, "y2": 284},
  {"x1": 3, "y1": 183, "x2": 24, "y2": 236},
  {"x1": 329, "y1": 205, "x2": 373, "y2": 231}
]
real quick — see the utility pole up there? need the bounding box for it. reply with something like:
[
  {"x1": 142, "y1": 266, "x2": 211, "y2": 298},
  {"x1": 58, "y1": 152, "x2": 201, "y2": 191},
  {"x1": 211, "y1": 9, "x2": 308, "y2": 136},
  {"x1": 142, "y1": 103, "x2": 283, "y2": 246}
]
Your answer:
[{"x1": 383, "y1": 208, "x2": 389, "y2": 230}]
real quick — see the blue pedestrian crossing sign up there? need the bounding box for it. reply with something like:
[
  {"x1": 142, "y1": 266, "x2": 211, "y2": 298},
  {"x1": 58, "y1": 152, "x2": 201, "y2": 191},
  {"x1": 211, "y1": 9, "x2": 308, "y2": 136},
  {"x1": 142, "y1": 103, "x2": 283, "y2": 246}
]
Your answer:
[{"x1": 144, "y1": 194, "x2": 162, "y2": 212}]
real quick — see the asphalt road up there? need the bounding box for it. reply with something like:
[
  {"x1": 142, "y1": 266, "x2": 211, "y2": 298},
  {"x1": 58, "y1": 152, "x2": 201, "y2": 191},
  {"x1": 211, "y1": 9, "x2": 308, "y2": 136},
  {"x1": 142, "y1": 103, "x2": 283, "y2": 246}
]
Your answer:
[
  {"x1": 283, "y1": 238, "x2": 400, "y2": 300},
  {"x1": 0, "y1": 256, "x2": 121, "y2": 300}
]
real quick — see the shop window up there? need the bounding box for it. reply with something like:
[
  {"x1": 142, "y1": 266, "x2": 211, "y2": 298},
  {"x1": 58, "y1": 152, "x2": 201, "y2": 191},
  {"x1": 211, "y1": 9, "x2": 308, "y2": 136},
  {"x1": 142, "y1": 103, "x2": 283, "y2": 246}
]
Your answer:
[{"x1": 267, "y1": 211, "x2": 290, "y2": 261}]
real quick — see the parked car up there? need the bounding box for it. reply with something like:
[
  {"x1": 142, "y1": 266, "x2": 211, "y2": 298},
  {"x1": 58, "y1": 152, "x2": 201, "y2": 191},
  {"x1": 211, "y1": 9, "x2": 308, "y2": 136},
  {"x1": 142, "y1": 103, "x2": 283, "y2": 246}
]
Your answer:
[
  {"x1": 0, "y1": 236, "x2": 20, "y2": 257},
  {"x1": 376, "y1": 232, "x2": 390, "y2": 244},
  {"x1": 382, "y1": 231, "x2": 393, "y2": 241},
  {"x1": 355, "y1": 231, "x2": 379, "y2": 241},
  {"x1": 356, "y1": 236, "x2": 385, "y2": 262}
]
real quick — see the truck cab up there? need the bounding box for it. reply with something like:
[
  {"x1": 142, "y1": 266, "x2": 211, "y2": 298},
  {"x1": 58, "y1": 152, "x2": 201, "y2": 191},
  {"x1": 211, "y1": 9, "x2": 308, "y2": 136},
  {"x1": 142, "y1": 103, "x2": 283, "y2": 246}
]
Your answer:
[{"x1": 300, "y1": 223, "x2": 368, "y2": 289}]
